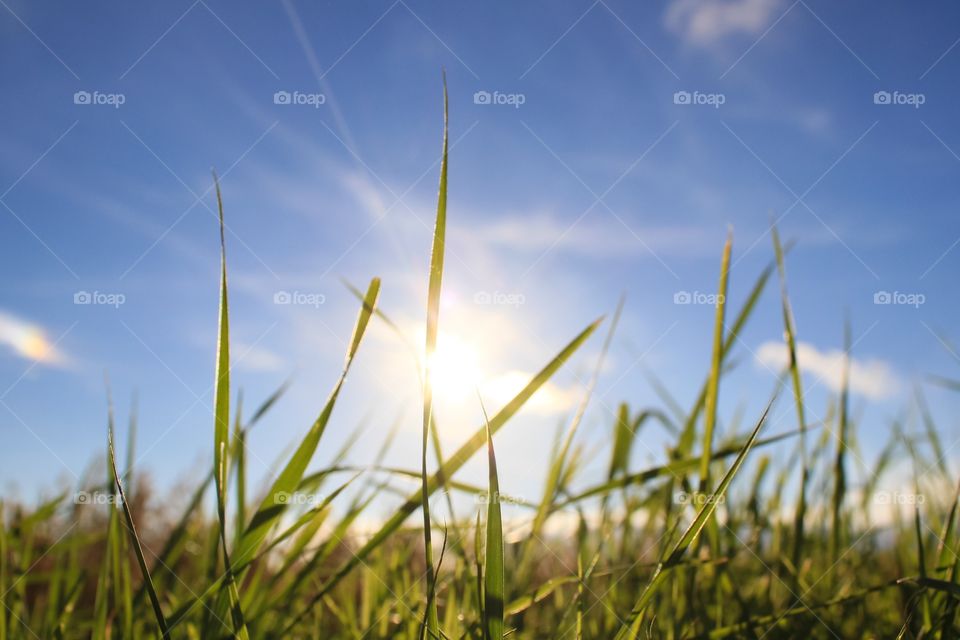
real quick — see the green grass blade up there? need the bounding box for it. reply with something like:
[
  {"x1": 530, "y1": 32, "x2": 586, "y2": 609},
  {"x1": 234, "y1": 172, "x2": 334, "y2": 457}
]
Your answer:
[
  {"x1": 479, "y1": 395, "x2": 504, "y2": 640},
  {"x1": 108, "y1": 404, "x2": 170, "y2": 640},
  {"x1": 210, "y1": 173, "x2": 250, "y2": 640},
  {"x1": 772, "y1": 224, "x2": 808, "y2": 585},
  {"x1": 418, "y1": 72, "x2": 448, "y2": 640},
  {"x1": 676, "y1": 248, "x2": 783, "y2": 458},
  {"x1": 233, "y1": 276, "x2": 380, "y2": 567},
  {"x1": 278, "y1": 316, "x2": 602, "y2": 635},
  {"x1": 699, "y1": 230, "x2": 731, "y2": 492},
  {"x1": 234, "y1": 390, "x2": 246, "y2": 544},
  {"x1": 830, "y1": 317, "x2": 851, "y2": 568},
  {"x1": 614, "y1": 401, "x2": 772, "y2": 639},
  {"x1": 519, "y1": 295, "x2": 623, "y2": 577},
  {"x1": 557, "y1": 424, "x2": 807, "y2": 509}
]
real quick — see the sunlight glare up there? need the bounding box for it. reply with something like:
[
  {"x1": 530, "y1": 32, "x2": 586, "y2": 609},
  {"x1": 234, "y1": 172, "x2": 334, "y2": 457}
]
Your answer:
[{"x1": 426, "y1": 332, "x2": 483, "y2": 403}]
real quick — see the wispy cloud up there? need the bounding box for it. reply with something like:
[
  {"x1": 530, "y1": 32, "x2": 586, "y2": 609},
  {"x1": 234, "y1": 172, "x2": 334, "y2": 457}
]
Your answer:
[
  {"x1": 665, "y1": 0, "x2": 784, "y2": 47},
  {"x1": 0, "y1": 311, "x2": 67, "y2": 366},
  {"x1": 234, "y1": 343, "x2": 286, "y2": 373},
  {"x1": 756, "y1": 340, "x2": 900, "y2": 400},
  {"x1": 454, "y1": 211, "x2": 721, "y2": 259}
]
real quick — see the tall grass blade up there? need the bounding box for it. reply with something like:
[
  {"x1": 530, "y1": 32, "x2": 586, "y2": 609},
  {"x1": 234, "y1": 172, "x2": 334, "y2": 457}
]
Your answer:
[
  {"x1": 614, "y1": 402, "x2": 772, "y2": 639},
  {"x1": 479, "y1": 394, "x2": 504, "y2": 640},
  {"x1": 699, "y1": 230, "x2": 732, "y2": 492},
  {"x1": 210, "y1": 173, "x2": 250, "y2": 640},
  {"x1": 279, "y1": 317, "x2": 602, "y2": 634},
  {"x1": 418, "y1": 72, "x2": 448, "y2": 640},
  {"x1": 107, "y1": 398, "x2": 170, "y2": 640},
  {"x1": 771, "y1": 224, "x2": 808, "y2": 586},
  {"x1": 233, "y1": 276, "x2": 380, "y2": 566}
]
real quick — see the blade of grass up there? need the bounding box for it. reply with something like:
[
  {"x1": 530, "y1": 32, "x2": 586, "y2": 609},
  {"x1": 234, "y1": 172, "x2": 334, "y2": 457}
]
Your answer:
[
  {"x1": 614, "y1": 401, "x2": 772, "y2": 639},
  {"x1": 233, "y1": 276, "x2": 380, "y2": 566},
  {"x1": 278, "y1": 316, "x2": 602, "y2": 635},
  {"x1": 519, "y1": 295, "x2": 624, "y2": 578},
  {"x1": 556, "y1": 424, "x2": 809, "y2": 509},
  {"x1": 418, "y1": 72, "x2": 448, "y2": 640},
  {"x1": 210, "y1": 173, "x2": 250, "y2": 640},
  {"x1": 830, "y1": 317, "x2": 851, "y2": 570},
  {"x1": 107, "y1": 397, "x2": 169, "y2": 640},
  {"x1": 772, "y1": 224, "x2": 808, "y2": 588},
  {"x1": 699, "y1": 230, "x2": 732, "y2": 493},
  {"x1": 479, "y1": 394, "x2": 504, "y2": 640}
]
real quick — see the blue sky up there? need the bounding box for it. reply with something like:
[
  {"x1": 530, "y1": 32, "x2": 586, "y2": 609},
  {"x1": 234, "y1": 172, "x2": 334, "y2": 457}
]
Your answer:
[{"x1": 2, "y1": 0, "x2": 960, "y2": 515}]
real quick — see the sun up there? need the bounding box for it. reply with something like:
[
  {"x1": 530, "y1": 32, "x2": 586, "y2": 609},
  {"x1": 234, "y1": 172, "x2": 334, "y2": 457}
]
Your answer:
[{"x1": 425, "y1": 332, "x2": 483, "y2": 403}]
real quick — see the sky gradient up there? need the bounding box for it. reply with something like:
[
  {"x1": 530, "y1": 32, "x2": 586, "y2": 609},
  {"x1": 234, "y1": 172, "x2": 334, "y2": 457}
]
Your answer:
[{"x1": 2, "y1": 0, "x2": 960, "y2": 514}]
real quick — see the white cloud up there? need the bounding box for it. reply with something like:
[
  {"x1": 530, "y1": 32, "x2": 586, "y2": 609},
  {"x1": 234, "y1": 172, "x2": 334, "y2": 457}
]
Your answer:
[
  {"x1": 755, "y1": 340, "x2": 900, "y2": 400},
  {"x1": 0, "y1": 311, "x2": 67, "y2": 366},
  {"x1": 665, "y1": 0, "x2": 784, "y2": 47}
]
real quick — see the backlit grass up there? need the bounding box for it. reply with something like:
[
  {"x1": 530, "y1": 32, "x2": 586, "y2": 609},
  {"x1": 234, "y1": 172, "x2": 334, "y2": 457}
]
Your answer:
[{"x1": 1, "y1": 86, "x2": 957, "y2": 640}]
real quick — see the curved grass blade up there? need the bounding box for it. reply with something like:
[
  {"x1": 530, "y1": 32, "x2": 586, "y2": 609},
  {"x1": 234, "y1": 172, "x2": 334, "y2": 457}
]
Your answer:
[
  {"x1": 772, "y1": 224, "x2": 808, "y2": 587},
  {"x1": 107, "y1": 403, "x2": 169, "y2": 639},
  {"x1": 479, "y1": 394, "x2": 504, "y2": 640},
  {"x1": 505, "y1": 576, "x2": 579, "y2": 616},
  {"x1": 699, "y1": 230, "x2": 731, "y2": 492},
  {"x1": 233, "y1": 276, "x2": 380, "y2": 568},
  {"x1": 556, "y1": 424, "x2": 809, "y2": 509},
  {"x1": 613, "y1": 401, "x2": 772, "y2": 639},
  {"x1": 278, "y1": 316, "x2": 602, "y2": 635},
  {"x1": 210, "y1": 173, "x2": 250, "y2": 640},
  {"x1": 519, "y1": 295, "x2": 623, "y2": 578},
  {"x1": 418, "y1": 72, "x2": 448, "y2": 640}
]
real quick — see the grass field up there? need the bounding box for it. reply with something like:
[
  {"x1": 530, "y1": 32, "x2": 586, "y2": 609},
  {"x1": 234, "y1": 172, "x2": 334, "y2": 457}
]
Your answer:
[{"x1": 1, "y1": 87, "x2": 957, "y2": 640}]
